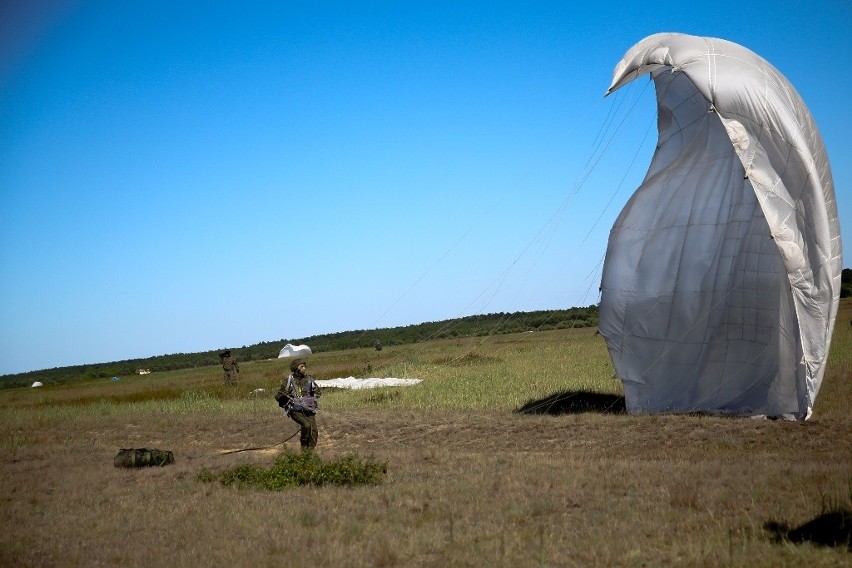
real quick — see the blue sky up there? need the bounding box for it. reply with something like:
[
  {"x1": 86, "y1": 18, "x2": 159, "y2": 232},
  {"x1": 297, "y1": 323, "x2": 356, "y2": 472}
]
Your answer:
[{"x1": 1, "y1": 1, "x2": 849, "y2": 375}]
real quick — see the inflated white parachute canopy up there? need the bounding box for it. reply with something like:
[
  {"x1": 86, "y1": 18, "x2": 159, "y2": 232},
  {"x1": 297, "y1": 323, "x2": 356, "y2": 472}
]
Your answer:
[
  {"x1": 277, "y1": 344, "x2": 312, "y2": 358},
  {"x1": 599, "y1": 33, "x2": 842, "y2": 419}
]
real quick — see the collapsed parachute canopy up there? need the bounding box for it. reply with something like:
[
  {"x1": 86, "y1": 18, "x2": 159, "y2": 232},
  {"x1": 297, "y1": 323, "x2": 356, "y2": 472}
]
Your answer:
[{"x1": 599, "y1": 33, "x2": 842, "y2": 419}]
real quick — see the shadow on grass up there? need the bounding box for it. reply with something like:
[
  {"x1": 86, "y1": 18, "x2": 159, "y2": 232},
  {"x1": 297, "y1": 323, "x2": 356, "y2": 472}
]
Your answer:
[
  {"x1": 764, "y1": 509, "x2": 851, "y2": 550},
  {"x1": 515, "y1": 390, "x2": 626, "y2": 415}
]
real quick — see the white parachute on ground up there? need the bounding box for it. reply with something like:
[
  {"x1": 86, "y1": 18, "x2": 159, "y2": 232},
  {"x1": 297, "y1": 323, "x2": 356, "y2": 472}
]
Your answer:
[
  {"x1": 599, "y1": 33, "x2": 842, "y2": 419},
  {"x1": 277, "y1": 344, "x2": 312, "y2": 358},
  {"x1": 314, "y1": 377, "x2": 422, "y2": 389},
  {"x1": 31, "y1": 381, "x2": 43, "y2": 388}
]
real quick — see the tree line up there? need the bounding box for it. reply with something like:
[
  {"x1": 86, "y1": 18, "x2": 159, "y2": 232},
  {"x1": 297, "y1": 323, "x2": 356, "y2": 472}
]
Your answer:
[{"x1": 0, "y1": 306, "x2": 599, "y2": 389}]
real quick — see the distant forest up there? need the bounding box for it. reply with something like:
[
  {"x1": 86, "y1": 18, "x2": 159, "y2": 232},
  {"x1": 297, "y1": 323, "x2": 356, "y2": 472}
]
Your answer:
[{"x1": 0, "y1": 306, "x2": 599, "y2": 389}]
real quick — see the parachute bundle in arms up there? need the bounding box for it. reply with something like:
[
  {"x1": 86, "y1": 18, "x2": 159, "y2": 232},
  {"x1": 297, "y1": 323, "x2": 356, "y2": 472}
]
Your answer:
[{"x1": 599, "y1": 33, "x2": 842, "y2": 419}]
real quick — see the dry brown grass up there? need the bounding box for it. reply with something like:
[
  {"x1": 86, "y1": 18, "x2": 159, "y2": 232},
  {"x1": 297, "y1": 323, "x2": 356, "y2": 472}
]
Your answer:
[{"x1": 1, "y1": 301, "x2": 850, "y2": 566}]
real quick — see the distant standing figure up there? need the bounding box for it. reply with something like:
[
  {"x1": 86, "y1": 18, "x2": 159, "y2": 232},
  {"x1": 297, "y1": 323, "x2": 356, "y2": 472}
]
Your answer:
[
  {"x1": 219, "y1": 350, "x2": 239, "y2": 386},
  {"x1": 275, "y1": 359, "x2": 321, "y2": 450}
]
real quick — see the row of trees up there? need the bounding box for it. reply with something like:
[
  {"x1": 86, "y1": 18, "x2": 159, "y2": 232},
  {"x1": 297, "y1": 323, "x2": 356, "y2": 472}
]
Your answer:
[
  {"x1": 0, "y1": 306, "x2": 600, "y2": 390},
  {"x1": 308, "y1": 306, "x2": 599, "y2": 352}
]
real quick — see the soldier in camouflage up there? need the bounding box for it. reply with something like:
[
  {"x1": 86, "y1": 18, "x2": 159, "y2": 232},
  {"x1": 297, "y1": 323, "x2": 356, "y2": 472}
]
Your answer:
[
  {"x1": 275, "y1": 358, "x2": 321, "y2": 450},
  {"x1": 219, "y1": 350, "x2": 239, "y2": 386}
]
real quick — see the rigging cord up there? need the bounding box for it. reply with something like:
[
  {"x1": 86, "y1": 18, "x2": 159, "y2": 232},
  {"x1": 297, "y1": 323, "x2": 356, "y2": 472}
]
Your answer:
[
  {"x1": 256, "y1": 80, "x2": 656, "y2": 413},
  {"x1": 438, "y1": 81, "x2": 654, "y2": 355},
  {"x1": 314, "y1": 81, "x2": 656, "y2": 376},
  {"x1": 453, "y1": 86, "x2": 647, "y2": 326},
  {"x1": 470, "y1": 85, "x2": 656, "y2": 337},
  {"x1": 218, "y1": 427, "x2": 302, "y2": 455},
  {"x1": 582, "y1": 111, "x2": 656, "y2": 242}
]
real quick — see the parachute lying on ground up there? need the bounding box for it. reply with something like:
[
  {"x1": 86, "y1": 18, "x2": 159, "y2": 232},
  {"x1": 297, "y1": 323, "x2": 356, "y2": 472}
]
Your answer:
[
  {"x1": 598, "y1": 33, "x2": 842, "y2": 420},
  {"x1": 314, "y1": 377, "x2": 422, "y2": 389},
  {"x1": 277, "y1": 344, "x2": 312, "y2": 358}
]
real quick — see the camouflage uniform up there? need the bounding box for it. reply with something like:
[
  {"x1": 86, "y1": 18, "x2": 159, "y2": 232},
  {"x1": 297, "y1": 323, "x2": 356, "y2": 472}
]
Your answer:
[
  {"x1": 275, "y1": 359, "x2": 321, "y2": 450},
  {"x1": 220, "y1": 351, "x2": 239, "y2": 386}
]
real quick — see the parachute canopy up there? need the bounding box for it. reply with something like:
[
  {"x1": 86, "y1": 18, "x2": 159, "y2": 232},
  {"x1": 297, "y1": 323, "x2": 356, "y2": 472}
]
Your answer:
[
  {"x1": 278, "y1": 344, "x2": 312, "y2": 358},
  {"x1": 314, "y1": 377, "x2": 422, "y2": 389},
  {"x1": 599, "y1": 33, "x2": 842, "y2": 419}
]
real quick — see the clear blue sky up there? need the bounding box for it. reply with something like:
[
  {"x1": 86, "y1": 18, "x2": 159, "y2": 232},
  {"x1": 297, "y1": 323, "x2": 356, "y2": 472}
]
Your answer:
[{"x1": 1, "y1": 1, "x2": 849, "y2": 375}]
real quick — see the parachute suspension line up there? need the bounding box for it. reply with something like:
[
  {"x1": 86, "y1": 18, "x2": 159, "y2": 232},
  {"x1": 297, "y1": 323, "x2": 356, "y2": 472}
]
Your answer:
[
  {"x1": 468, "y1": 94, "x2": 619, "y2": 328},
  {"x1": 427, "y1": 82, "x2": 659, "y2": 365},
  {"x1": 530, "y1": 82, "x2": 656, "y2": 318},
  {"x1": 344, "y1": 188, "x2": 509, "y2": 351},
  {"x1": 578, "y1": 252, "x2": 607, "y2": 307},
  {"x1": 369, "y1": 216, "x2": 486, "y2": 326},
  {"x1": 512, "y1": 82, "x2": 654, "y2": 283},
  {"x1": 564, "y1": 79, "x2": 652, "y2": 210},
  {"x1": 506, "y1": 84, "x2": 644, "y2": 263},
  {"x1": 479, "y1": 82, "x2": 651, "y2": 310},
  {"x1": 589, "y1": 83, "x2": 624, "y2": 150},
  {"x1": 349, "y1": 92, "x2": 606, "y2": 353},
  {"x1": 582, "y1": 111, "x2": 656, "y2": 243},
  {"x1": 517, "y1": 82, "x2": 655, "y2": 331},
  {"x1": 365, "y1": 97, "x2": 619, "y2": 362},
  {"x1": 346, "y1": 231, "x2": 469, "y2": 349},
  {"x1": 340, "y1": 86, "x2": 647, "y2": 371},
  {"x1": 489, "y1": 92, "x2": 634, "y2": 301},
  {"x1": 560, "y1": 91, "x2": 611, "y2": 147},
  {"x1": 557, "y1": 80, "x2": 657, "y2": 314},
  {"x1": 219, "y1": 427, "x2": 302, "y2": 455},
  {"x1": 441, "y1": 81, "x2": 664, "y2": 368}
]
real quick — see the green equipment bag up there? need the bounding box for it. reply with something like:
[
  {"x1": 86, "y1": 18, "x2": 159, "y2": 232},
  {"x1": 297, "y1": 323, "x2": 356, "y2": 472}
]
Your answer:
[{"x1": 114, "y1": 448, "x2": 175, "y2": 468}]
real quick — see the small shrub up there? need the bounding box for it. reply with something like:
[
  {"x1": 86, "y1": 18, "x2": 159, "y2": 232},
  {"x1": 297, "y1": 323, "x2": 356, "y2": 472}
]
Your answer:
[{"x1": 202, "y1": 450, "x2": 387, "y2": 490}]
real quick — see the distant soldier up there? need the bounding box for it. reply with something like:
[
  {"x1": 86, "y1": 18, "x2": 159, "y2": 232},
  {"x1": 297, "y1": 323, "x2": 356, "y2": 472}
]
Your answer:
[
  {"x1": 275, "y1": 359, "x2": 321, "y2": 450},
  {"x1": 219, "y1": 350, "x2": 239, "y2": 386}
]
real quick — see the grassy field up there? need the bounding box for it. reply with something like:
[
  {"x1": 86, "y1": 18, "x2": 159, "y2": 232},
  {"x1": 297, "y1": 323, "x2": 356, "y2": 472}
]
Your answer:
[{"x1": 1, "y1": 300, "x2": 850, "y2": 566}]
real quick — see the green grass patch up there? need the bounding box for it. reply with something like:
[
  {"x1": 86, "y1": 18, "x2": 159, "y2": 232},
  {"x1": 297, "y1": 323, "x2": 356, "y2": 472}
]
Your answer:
[
  {"x1": 200, "y1": 450, "x2": 388, "y2": 490},
  {"x1": 48, "y1": 387, "x2": 186, "y2": 407}
]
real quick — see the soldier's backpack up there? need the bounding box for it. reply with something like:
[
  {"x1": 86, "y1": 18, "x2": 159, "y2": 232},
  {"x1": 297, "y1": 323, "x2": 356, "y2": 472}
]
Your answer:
[{"x1": 114, "y1": 448, "x2": 174, "y2": 468}]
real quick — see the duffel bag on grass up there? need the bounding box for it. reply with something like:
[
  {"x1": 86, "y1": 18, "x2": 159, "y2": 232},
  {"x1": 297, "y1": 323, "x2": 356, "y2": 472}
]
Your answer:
[{"x1": 114, "y1": 448, "x2": 174, "y2": 468}]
